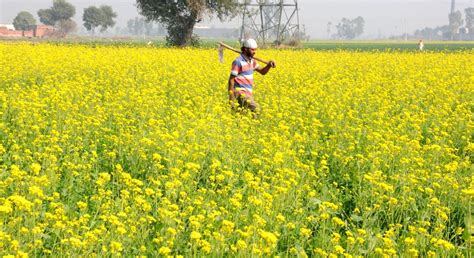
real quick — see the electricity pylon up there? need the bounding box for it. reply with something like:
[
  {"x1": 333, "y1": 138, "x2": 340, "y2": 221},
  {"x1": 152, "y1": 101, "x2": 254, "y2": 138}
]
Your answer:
[{"x1": 239, "y1": 0, "x2": 300, "y2": 46}]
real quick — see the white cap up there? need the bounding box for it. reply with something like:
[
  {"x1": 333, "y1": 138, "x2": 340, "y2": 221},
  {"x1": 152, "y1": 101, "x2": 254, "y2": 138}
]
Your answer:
[{"x1": 242, "y1": 38, "x2": 258, "y2": 49}]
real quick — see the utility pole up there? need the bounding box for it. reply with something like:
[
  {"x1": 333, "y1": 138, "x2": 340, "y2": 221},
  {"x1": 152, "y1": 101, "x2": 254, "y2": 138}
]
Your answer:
[
  {"x1": 327, "y1": 22, "x2": 332, "y2": 40},
  {"x1": 404, "y1": 19, "x2": 408, "y2": 42},
  {"x1": 450, "y1": 0, "x2": 456, "y2": 40}
]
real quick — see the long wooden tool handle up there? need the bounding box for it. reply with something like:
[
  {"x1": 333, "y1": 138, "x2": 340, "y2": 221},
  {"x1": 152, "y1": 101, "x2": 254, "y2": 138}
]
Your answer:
[{"x1": 218, "y1": 41, "x2": 269, "y2": 65}]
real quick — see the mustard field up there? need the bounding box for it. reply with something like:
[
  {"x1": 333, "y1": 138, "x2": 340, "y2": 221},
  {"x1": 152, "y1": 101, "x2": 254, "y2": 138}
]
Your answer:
[{"x1": 0, "y1": 43, "x2": 473, "y2": 257}]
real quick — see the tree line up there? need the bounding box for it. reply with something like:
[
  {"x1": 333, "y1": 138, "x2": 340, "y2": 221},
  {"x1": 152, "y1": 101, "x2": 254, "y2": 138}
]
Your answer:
[
  {"x1": 12, "y1": 0, "x2": 240, "y2": 44},
  {"x1": 17, "y1": 0, "x2": 473, "y2": 45},
  {"x1": 125, "y1": 17, "x2": 166, "y2": 36},
  {"x1": 12, "y1": 0, "x2": 117, "y2": 37},
  {"x1": 414, "y1": 7, "x2": 473, "y2": 40}
]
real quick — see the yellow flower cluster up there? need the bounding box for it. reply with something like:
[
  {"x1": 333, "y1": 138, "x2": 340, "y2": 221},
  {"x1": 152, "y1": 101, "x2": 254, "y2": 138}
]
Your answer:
[{"x1": 0, "y1": 42, "x2": 472, "y2": 256}]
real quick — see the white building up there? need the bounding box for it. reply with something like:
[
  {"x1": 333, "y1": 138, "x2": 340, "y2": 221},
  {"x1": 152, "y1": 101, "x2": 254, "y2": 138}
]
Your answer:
[{"x1": 0, "y1": 24, "x2": 15, "y2": 30}]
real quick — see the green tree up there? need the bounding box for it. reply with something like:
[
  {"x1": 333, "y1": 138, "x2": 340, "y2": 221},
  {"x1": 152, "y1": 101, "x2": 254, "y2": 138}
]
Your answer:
[
  {"x1": 448, "y1": 10, "x2": 463, "y2": 39},
  {"x1": 414, "y1": 27, "x2": 435, "y2": 40},
  {"x1": 336, "y1": 16, "x2": 365, "y2": 39},
  {"x1": 13, "y1": 11, "x2": 36, "y2": 36},
  {"x1": 337, "y1": 18, "x2": 352, "y2": 39},
  {"x1": 98, "y1": 5, "x2": 117, "y2": 32},
  {"x1": 37, "y1": 9, "x2": 55, "y2": 25},
  {"x1": 352, "y1": 16, "x2": 365, "y2": 38},
  {"x1": 83, "y1": 5, "x2": 117, "y2": 34},
  {"x1": 38, "y1": 0, "x2": 76, "y2": 37},
  {"x1": 136, "y1": 0, "x2": 239, "y2": 46},
  {"x1": 83, "y1": 6, "x2": 102, "y2": 34},
  {"x1": 465, "y1": 8, "x2": 474, "y2": 32},
  {"x1": 51, "y1": 0, "x2": 75, "y2": 21}
]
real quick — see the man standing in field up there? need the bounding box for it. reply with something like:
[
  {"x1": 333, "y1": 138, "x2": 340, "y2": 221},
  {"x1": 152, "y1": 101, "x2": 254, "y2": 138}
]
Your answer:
[
  {"x1": 228, "y1": 38, "x2": 276, "y2": 117},
  {"x1": 418, "y1": 40, "x2": 424, "y2": 51}
]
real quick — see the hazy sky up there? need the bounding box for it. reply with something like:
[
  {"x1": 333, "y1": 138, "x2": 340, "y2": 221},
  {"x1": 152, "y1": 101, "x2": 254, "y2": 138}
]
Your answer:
[{"x1": 1, "y1": 0, "x2": 473, "y2": 38}]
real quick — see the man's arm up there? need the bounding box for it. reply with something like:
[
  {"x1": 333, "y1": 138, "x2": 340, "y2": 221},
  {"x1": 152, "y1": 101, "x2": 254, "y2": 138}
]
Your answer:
[{"x1": 255, "y1": 60, "x2": 276, "y2": 75}]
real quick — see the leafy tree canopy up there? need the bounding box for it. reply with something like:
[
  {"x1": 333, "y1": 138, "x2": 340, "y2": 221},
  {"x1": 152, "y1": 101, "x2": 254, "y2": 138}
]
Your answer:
[
  {"x1": 83, "y1": 5, "x2": 117, "y2": 33},
  {"x1": 38, "y1": 0, "x2": 75, "y2": 25},
  {"x1": 336, "y1": 16, "x2": 365, "y2": 40},
  {"x1": 38, "y1": 0, "x2": 76, "y2": 37},
  {"x1": 136, "y1": 0, "x2": 239, "y2": 46},
  {"x1": 465, "y1": 7, "x2": 474, "y2": 30},
  {"x1": 449, "y1": 10, "x2": 463, "y2": 31},
  {"x1": 13, "y1": 11, "x2": 36, "y2": 31},
  {"x1": 83, "y1": 6, "x2": 102, "y2": 32},
  {"x1": 38, "y1": 9, "x2": 55, "y2": 26},
  {"x1": 98, "y1": 5, "x2": 117, "y2": 32},
  {"x1": 52, "y1": 0, "x2": 75, "y2": 21},
  {"x1": 448, "y1": 10, "x2": 463, "y2": 39}
]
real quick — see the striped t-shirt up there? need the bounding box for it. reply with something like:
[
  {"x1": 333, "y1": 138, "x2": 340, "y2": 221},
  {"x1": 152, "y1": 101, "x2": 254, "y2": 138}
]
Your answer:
[{"x1": 230, "y1": 54, "x2": 260, "y2": 95}]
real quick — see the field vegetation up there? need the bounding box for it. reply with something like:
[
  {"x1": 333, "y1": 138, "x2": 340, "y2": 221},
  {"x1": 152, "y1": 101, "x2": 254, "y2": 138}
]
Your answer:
[{"x1": 0, "y1": 42, "x2": 472, "y2": 257}]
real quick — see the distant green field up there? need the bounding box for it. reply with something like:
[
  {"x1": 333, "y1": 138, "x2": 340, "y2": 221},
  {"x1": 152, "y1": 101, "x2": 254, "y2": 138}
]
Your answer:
[
  {"x1": 2, "y1": 36, "x2": 474, "y2": 51},
  {"x1": 175, "y1": 39, "x2": 474, "y2": 52},
  {"x1": 301, "y1": 41, "x2": 474, "y2": 51},
  {"x1": 200, "y1": 39, "x2": 474, "y2": 51}
]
